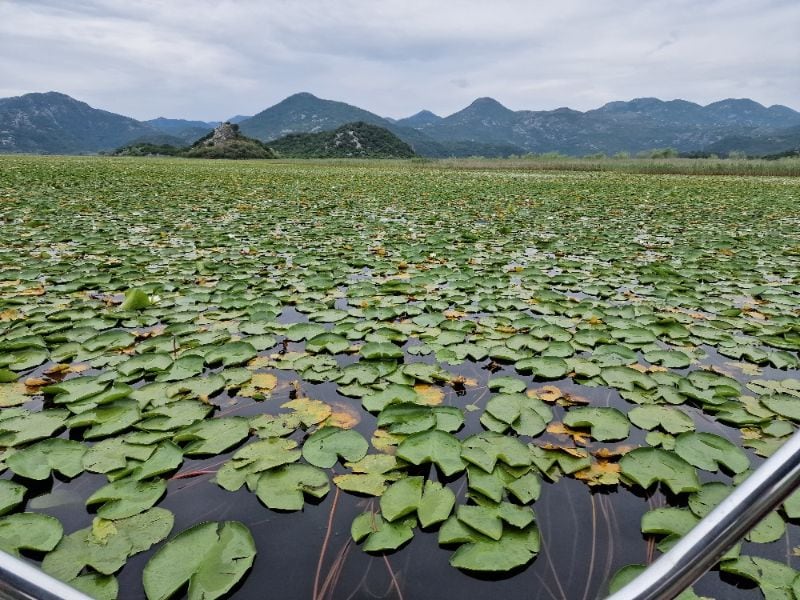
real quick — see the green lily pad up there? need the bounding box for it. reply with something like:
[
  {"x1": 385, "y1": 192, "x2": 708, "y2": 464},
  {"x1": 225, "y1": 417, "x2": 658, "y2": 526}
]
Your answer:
[
  {"x1": 0, "y1": 480, "x2": 26, "y2": 516},
  {"x1": 6, "y1": 438, "x2": 86, "y2": 480},
  {"x1": 396, "y1": 430, "x2": 465, "y2": 476},
  {"x1": 380, "y1": 476, "x2": 424, "y2": 521},
  {"x1": 306, "y1": 332, "x2": 350, "y2": 354},
  {"x1": 301, "y1": 426, "x2": 369, "y2": 468},
  {"x1": 619, "y1": 447, "x2": 700, "y2": 494},
  {"x1": 461, "y1": 432, "x2": 531, "y2": 473},
  {"x1": 515, "y1": 356, "x2": 569, "y2": 380},
  {"x1": 562, "y1": 407, "x2": 630, "y2": 441},
  {"x1": 448, "y1": 524, "x2": 540, "y2": 572},
  {"x1": 720, "y1": 556, "x2": 799, "y2": 600},
  {"x1": 360, "y1": 342, "x2": 403, "y2": 360},
  {"x1": 351, "y1": 512, "x2": 415, "y2": 552},
  {"x1": 483, "y1": 393, "x2": 552, "y2": 437},
  {"x1": 43, "y1": 508, "x2": 173, "y2": 580},
  {"x1": 0, "y1": 513, "x2": 63, "y2": 556},
  {"x1": 673, "y1": 432, "x2": 749, "y2": 474},
  {"x1": 173, "y1": 417, "x2": 250, "y2": 456},
  {"x1": 142, "y1": 521, "x2": 256, "y2": 600},
  {"x1": 628, "y1": 405, "x2": 695, "y2": 434},
  {"x1": 215, "y1": 438, "x2": 301, "y2": 491},
  {"x1": 255, "y1": 464, "x2": 329, "y2": 510},
  {"x1": 86, "y1": 477, "x2": 167, "y2": 519}
]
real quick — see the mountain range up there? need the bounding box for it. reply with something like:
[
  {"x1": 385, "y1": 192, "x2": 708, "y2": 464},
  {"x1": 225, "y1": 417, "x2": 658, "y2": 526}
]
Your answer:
[{"x1": 1, "y1": 90, "x2": 799, "y2": 157}]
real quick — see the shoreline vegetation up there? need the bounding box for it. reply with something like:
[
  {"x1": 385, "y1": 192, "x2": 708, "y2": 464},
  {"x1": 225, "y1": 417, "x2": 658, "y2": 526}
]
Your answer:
[{"x1": 5, "y1": 153, "x2": 800, "y2": 177}]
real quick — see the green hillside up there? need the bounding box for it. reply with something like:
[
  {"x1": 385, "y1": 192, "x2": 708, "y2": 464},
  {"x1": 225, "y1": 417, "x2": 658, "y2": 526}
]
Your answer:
[{"x1": 269, "y1": 122, "x2": 415, "y2": 158}]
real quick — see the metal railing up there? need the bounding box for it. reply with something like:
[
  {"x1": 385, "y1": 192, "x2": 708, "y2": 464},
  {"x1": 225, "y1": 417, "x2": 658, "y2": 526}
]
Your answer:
[
  {"x1": 0, "y1": 551, "x2": 91, "y2": 600},
  {"x1": 1, "y1": 429, "x2": 800, "y2": 600},
  {"x1": 606, "y1": 427, "x2": 800, "y2": 600}
]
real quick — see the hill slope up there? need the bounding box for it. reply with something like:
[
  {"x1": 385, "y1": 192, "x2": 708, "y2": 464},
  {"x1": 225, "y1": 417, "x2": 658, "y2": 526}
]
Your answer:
[
  {"x1": 0, "y1": 92, "x2": 158, "y2": 153},
  {"x1": 269, "y1": 122, "x2": 415, "y2": 158},
  {"x1": 185, "y1": 122, "x2": 276, "y2": 159}
]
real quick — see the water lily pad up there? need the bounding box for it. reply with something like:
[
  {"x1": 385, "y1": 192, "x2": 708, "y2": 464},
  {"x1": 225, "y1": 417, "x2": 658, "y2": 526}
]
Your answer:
[
  {"x1": 0, "y1": 408, "x2": 69, "y2": 446},
  {"x1": 255, "y1": 464, "x2": 329, "y2": 510},
  {"x1": 674, "y1": 432, "x2": 749, "y2": 474},
  {"x1": 483, "y1": 393, "x2": 552, "y2": 437},
  {"x1": 205, "y1": 341, "x2": 257, "y2": 367},
  {"x1": 142, "y1": 521, "x2": 256, "y2": 600},
  {"x1": 515, "y1": 356, "x2": 569, "y2": 380},
  {"x1": 448, "y1": 523, "x2": 540, "y2": 572},
  {"x1": 628, "y1": 405, "x2": 695, "y2": 434},
  {"x1": 619, "y1": 447, "x2": 700, "y2": 494},
  {"x1": 302, "y1": 426, "x2": 368, "y2": 468},
  {"x1": 306, "y1": 332, "x2": 349, "y2": 354},
  {"x1": 461, "y1": 432, "x2": 531, "y2": 473},
  {"x1": 7, "y1": 438, "x2": 86, "y2": 480},
  {"x1": 562, "y1": 407, "x2": 630, "y2": 441},
  {"x1": 86, "y1": 477, "x2": 167, "y2": 519},
  {"x1": 720, "y1": 556, "x2": 799, "y2": 600},
  {"x1": 380, "y1": 476, "x2": 423, "y2": 521},
  {"x1": 120, "y1": 288, "x2": 152, "y2": 310},
  {"x1": 173, "y1": 417, "x2": 250, "y2": 455},
  {"x1": 351, "y1": 512, "x2": 415, "y2": 552},
  {"x1": 396, "y1": 430, "x2": 466, "y2": 476},
  {"x1": 43, "y1": 508, "x2": 173, "y2": 581},
  {"x1": 0, "y1": 513, "x2": 63, "y2": 556},
  {"x1": 360, "y1": 342, "x2": 403, "y2": 360},
  {"x1": 0, "y1": 480, "x2": 26, "y2": 515},
  {"x1": 215, "y1": 438, "x2": 301, "y2": 491}
]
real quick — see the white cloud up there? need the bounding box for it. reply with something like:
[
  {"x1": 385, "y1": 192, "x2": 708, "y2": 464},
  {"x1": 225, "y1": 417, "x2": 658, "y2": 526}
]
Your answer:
[{"x1": 0, "y1": 0, "x2": 797, "y2": 120}]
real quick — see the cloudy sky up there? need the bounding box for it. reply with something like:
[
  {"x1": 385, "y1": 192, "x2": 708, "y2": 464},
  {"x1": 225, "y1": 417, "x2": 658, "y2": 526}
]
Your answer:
[{"x1": 0, "y1": 0, "x2": 797, "y2": 121}]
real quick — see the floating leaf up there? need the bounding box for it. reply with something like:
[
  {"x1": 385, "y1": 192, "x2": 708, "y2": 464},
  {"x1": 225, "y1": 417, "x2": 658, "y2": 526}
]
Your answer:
[
  {"x1": 302, "y1": 426, "x2": 368, "y2": 468},
  {"x1": 396, "y1": 430, "x2": 465, "y2": 476},
  {"x1": 563, "y1": 407, "x2": 630, "y2": 441},
  {"x1": 360, "y1": 342, "x2": 403, "y2": 360},
  {"x1": 380, "y1": 476, "x2": 423, "y2": 521},
  {"x1": 0, "y1": 480, "x2": 26, "y2": 516},
  {"x1": 461, "y1": 432, "x2": 531, "y2": 473},
  {"x1": 173, "y1": 417, "x2": 250, "y2": 456},
  {"x1": 418, "y1": 480, "x2": 456, "y2": 527},
  {"x1": 86, "y1": 477, "x2": 167, "y2": 519},
  {"x1": 619, "y1": 447, "x2": 700, "y2": 494},
  {"x1": 483, "y1": 393, "x2": 552, "y2": 437},
  {"x1": 215, "y1": 438, "x2": 301, "y2": 491},
  {"x1": 674, "y1": 432, "x2": 749, "y2": 474},
  {"x1": 43, "y1": 508, "x2": 173, "y2": 580},
  {"x1": 628, "y1": 405, "x2": 695, "y2": 434},
  {"x1": 0, "y1": 513, "x2": 62, "y2": 557},
  {"x1": 0, "y1": 408, "x2": 69, "y2": 446},
  {"x1": 7, "y1": 438, "x2": 86, "y2": 480},
  {"x1": 720, "y1": 556, "x2": 799, "y2": 600},
  {"x1": 142, "y1": 521, "x2": 256, "y2": 600},
  {"x1": 447, "y1": 522, "x2": 540, "y2": 572},
  {"x1": 255, "y1": 464, "x2": 329, "y2": 510},
  {"x1": 281, "y1": 397, "x2": 332, "y2": 427},
  {"x1": 351, "y1": 511, "x2": 415, "y2": 552}
]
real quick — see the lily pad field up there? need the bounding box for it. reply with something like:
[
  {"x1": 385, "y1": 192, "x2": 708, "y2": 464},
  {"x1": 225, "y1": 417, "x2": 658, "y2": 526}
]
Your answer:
[{"x1": 1, "y1": 155, "x2": 800, "y2": 600}]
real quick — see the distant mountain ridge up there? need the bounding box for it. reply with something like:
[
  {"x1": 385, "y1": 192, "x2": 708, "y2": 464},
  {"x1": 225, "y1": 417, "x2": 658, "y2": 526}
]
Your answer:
[
  {"x1": 0, "y1": 92, "x2": 156, "y2": 153},
  {"x1": 1, "y1": 90, "x2": 799, "y2": 157}
]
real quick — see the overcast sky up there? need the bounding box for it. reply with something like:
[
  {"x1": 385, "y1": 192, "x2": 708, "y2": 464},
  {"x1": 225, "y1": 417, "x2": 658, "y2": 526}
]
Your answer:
[{"x1": 0, "y1": 0, "x2": 797, "y2": 121}]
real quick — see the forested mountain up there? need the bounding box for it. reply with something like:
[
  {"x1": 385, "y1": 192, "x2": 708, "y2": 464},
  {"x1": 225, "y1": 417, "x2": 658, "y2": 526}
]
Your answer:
[
  {"x1": 2, "y1": 90, "x2": 799, "y2": 157},
  {"x1": 268, "y1": 122, "x2": 415, "y2": 158}
]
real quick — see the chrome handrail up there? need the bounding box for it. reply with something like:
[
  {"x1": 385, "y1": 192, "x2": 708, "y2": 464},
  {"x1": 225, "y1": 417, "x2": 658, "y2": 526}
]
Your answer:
[
  {"x1": 0, "y1": 550, "x2": 92, "y2": 600},
  {"x1": 605, "y1": 427, "x2": 800, "y2": 600}
]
